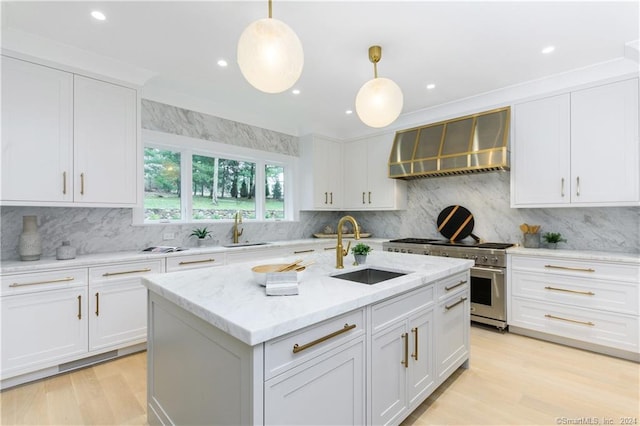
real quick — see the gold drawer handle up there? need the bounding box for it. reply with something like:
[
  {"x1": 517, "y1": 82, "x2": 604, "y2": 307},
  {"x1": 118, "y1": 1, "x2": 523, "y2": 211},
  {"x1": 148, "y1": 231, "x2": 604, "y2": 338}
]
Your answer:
[
  {"x1": 324, "y1": 247, "x2": 337, "y2": 251},
  {"x1": 401, "y1": 332, "x2": 409, "y2": 368},
  {"x1": 178, "y1": 258, "x2": 216, "y2": 265},
  {"x1": 545, "y1": 314, "x2": 594, "y2": 327},
  {"x1": 102, "y1": 268, "x2": 152, "y2": 277},
  {"x1": 411, "y1": 327, "x2": 418, "y2": 361},
  {"x1": 95, "y1": 292, "x2": 100, "y2": 316},
  {"x1": 9, "y1": 277, "x2": 75, "y2": 287},
  {"x1": 63, "y1": 171, "x2": 67, "y2": 195},
  {"x1": 445, "y1": 297, "x2": 467, "y2": 311},
  {"x1": 445, "y1": 280, "x2": 467, "y2": 291},
  {"x1": 292, "y1": 323, "x2": 356, "y2": 354},
  {"x1": 544, "y1": 265, "x2": 595, "y2": 273},
  {"x1": 293, "y1": 249, "x2": 315, "y2": 254},
  {"x1": 544, "y1": 286, "x2": 595, "y2": 296},
  {"x1": 80, "y1": 172, "x2": 85, "y2": 195},
  {"x1": 77, "y1": 295, "x2": 82, "y2": 320}
]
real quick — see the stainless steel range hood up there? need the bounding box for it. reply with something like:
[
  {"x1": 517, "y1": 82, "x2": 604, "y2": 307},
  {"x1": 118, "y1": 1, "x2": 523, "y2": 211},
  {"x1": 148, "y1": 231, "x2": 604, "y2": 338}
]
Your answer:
[{"x1": 388, "y1": 107, "x2": 510, "y2": 179}]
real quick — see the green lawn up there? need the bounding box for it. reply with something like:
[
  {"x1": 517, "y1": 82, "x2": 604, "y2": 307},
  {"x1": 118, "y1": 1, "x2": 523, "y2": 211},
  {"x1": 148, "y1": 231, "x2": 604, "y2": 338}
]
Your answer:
[{"x1": 144, "y1": 193, "x2": 284, "y2": 218}]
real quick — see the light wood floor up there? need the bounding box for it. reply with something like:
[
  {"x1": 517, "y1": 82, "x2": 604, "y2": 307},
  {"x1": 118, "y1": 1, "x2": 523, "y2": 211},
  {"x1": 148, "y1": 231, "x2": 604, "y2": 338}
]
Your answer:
[{"x1": 2, "y1": 325, "x2": 638, "y2": 425}]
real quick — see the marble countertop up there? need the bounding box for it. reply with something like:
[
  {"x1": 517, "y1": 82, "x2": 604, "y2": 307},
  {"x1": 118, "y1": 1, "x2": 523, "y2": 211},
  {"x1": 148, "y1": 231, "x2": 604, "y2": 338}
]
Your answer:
[
  {"x1": 0, "y1": 238, "x2": 387, "y2": 274},
  {"x1": 507, "y1": 247, "x2": 640, "y2": 264},
  {"x1": 142, "y1": 250, "x2": 473, "y2": 346}
]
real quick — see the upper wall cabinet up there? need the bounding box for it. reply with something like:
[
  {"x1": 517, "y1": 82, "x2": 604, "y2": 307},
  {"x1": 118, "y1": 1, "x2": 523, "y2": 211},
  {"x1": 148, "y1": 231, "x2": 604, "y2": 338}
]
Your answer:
[
  {"x1": 343, "y1": 134, "x2": 407, "y2": 210},
  {"x1": 1, "y1": 56, "x2": 139, "y2": 207},
  {"x1": 299, "y1": 135, "x2": 343, "y2": 210},
  {"x1": 511, "y1": 78, "x2": 639, "y2": 207}
]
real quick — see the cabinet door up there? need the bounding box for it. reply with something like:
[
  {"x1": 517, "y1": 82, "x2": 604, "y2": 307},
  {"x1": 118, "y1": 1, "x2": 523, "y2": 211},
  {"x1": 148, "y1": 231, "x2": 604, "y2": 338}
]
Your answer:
[
  {"x1": 570, "y1": 78, "x2": 639, "y2": 204},
  {"x1": 1, "y1": 287, "x2": 88, "y2": 378},
  {"x1": 512, "y1": 94, "x2": 570, "y2": 206},
  {"x1": 436, "y1": 294, "x2": 470, "y2": 384},
  {"x1": 264, "y1": 337, "x2": 365, "y2": 426},
  {"x1": 74, "y1": 75, "x2": 138, "y2": 205},
  {"x1": 367, "y1": 134, "x2": 402, "y2": 209},
  {"x1": 407, "y1": 309, "x2": 435, "y2": 408},
  {"x1": 1, "y1": 56, "x2": 74, "y2": 203},
  {"x1": 370, "y1": 322, "x2": 408, "y2": 425},
  {"x1": 343, "y1": 140, "x2": 368, "y2": 209}
]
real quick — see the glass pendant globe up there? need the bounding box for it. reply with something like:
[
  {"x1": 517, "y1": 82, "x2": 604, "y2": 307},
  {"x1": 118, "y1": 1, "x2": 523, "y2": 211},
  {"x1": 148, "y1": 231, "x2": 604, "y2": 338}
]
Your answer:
[
  {"x1": 355, "y1": 77, "x2": 404, "y2": 128},
  {"x1": 237, "y1": 17, "x2": 304, "y2": 94}
]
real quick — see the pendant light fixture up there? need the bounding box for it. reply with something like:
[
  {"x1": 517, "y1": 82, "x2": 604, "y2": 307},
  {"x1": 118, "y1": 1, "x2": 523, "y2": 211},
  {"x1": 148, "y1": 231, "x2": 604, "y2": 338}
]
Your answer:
[
  {"x1": 355, "y1": 45, "x2": 403, "y2": 128},
  {"x1": 237, "y1": 0, "x2": 304, "y2": 94}
]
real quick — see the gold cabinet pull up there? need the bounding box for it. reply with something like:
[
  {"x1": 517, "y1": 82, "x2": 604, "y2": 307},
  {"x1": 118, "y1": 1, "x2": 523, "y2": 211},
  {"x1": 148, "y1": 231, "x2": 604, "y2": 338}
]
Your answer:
[
  {"x1": 561, "y1": 177, "x2": 565, "y2": 197},
  {"x1": 293, "y1": 249, "x2": 314, "y2": 254},
  {"x1": 292, "y1": 323, "x2": 356, "y2": 354},
  {"x1": 445, "y1": 297, "x2": 467, "y2": 311},
  {"x1": 330, "y1": 192, "x2": 333, "y2": 204},
  {"x1": 77, "y1": 295, "x2": 82, "y2": 320},
  {"x1": 411, "y1": 327, "x2": 418, "y2": 361},
  {"x1": 368, "y1": 191, "x2": 371, "y2": 204},
  {"x1": 324, "y1": 192, "x2": 328, "y2": 204},
  {"x1": 80, "y1": 173, "x2": 85, "y2": 195},
  {"x1": 9, "y1": 276, "x2": 75, "y2": 288},
  {"x1": 401, "y1": 332, "x2": 409, "y2": 368},
  {"x1": 102, "y1": 268, "x2": 152, "y2": 277},
  {"x1": 63, "y1": 171, "x2": 67, "y2": 195},
  {"x1": 95, "y1": 292, "x2": 100, "y2": 316},
  {"x1": 445, "y1": 280, "x2": 467, "y2": 291},
  {"x1": 576, "y1": 176, "x2": 580, "y2": 197},
  {"x1": 178, "y1": 258, "x2": 216, "y2": 266},
  {"x1": 362, "y1": 192, "x2": 365, "y2": 204},
  {"x1": 545, "y1": 314, "x2": 594, "y2": 327},
  {"x1": 544, "y1": 286, "x2": 595, "y2": 296},
  {"x1": 544, "y1": 264, "x2": 595, "y2": 273}
]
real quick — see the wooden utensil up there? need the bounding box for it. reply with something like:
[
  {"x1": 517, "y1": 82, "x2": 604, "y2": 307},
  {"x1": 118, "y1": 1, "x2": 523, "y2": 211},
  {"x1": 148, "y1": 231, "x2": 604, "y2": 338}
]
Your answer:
[
  {"x1": 520, "y1": 223, "x2": 530, "y2": 233},
  {"x1": 277, "y1": 259, "x2": 303, "y2": 272}
]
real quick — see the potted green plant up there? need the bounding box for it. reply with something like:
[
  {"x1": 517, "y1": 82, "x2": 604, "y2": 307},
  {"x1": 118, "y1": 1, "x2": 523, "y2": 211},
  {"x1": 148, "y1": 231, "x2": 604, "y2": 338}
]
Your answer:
[
  {"x1": 190, "y1": 227, "x2": 213, "y2": 247},
  {"x1": 351, "y1": 242, "x2": 372, "y2": 265},
  {"x1": 542, "y1": 232, "x2": 566, "y2": 249}
]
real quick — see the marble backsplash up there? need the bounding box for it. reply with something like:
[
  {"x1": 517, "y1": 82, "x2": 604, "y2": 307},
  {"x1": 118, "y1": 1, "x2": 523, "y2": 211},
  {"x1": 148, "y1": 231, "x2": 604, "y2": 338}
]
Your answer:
[{"x1": 353, "y1": 172, "x2": 640, "y2": 254}]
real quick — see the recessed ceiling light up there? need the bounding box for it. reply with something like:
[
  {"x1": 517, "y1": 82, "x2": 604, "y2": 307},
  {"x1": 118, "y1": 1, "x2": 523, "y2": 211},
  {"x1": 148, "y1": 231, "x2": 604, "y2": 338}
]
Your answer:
[
  {"x1": 426, "y1": 83, "x2": 436, "y2": 90},
  {"x1": 217, "y1": 59, "x2": 228, "y2": 67},
  {"x1": 292, "y1": 89, "x2": 300, "y2": 95},
  {"x1": 542, "y1": 46, "x2": 555, "y2": 54},
  {"x1": 91, "y1": 10, "x2": 106, "y2": 21},
  {"x1": 345, "y1": 110, "x2": 353, "y2": 115}
]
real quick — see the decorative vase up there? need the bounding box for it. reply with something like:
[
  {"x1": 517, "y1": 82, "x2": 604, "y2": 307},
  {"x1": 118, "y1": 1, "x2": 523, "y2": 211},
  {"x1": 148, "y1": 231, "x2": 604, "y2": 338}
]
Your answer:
[
  {"x1": 56, "y1": 241, "x2": 76, "y2": 260},
  {"x1": 18, "y1": 215, "x2": 42, "y2": 261},
  {"x1": 523, "y1": 233, "x2": 540, "y2": 248},
  {"x1": 354, "y1": 254, "x2": 367, "y2": 265}
]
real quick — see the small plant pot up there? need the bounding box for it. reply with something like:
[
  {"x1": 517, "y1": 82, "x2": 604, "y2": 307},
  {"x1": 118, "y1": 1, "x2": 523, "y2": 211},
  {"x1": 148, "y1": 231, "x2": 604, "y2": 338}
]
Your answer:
[
  {"x1": 197, "y1": 238, "x2": 206, "y2": 247},
  {"x1": 354, "y1": 254, "x2": 367, "y2": 265},
  {"x1": 546, "y1": 242, "x2": 558, "y2": 249},
  {"x1": 523, "y1": 233, "x2": 540, "y2": 248}
]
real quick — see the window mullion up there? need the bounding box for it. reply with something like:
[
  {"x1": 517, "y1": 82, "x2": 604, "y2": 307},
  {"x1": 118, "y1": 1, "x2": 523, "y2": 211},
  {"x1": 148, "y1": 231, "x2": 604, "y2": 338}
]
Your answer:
[
  {"x1": 182, "y1": 149, "x2": 193, "y2": 221},
  {"x1": 255, "y1": 161, "x2": 265, "y2": 220}
]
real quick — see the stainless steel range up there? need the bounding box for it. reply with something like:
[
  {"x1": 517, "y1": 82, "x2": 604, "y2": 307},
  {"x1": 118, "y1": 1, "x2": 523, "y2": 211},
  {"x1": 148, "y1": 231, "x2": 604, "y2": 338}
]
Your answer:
[{"x1": 383, "y1": 238, "x2": 513, "y2": 330}]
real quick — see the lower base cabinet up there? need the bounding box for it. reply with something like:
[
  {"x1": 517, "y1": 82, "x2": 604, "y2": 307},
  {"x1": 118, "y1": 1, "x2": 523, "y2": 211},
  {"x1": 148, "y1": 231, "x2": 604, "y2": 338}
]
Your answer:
[{"x1": 435, "y1": 292, "x2": 470, "y2": 383}]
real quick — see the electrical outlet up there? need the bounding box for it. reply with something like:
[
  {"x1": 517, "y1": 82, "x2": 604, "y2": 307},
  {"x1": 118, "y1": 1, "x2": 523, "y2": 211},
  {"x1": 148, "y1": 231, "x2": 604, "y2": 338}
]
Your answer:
[{"x1": 163, "y1": 232, "x2": 176, "y2": 241}]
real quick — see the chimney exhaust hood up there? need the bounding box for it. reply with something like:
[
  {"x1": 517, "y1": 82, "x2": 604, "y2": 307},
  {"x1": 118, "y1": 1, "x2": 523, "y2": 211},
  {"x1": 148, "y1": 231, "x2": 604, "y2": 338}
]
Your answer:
[{"x1": 388, "y1": 106, "x2": 510, "y2": 179}]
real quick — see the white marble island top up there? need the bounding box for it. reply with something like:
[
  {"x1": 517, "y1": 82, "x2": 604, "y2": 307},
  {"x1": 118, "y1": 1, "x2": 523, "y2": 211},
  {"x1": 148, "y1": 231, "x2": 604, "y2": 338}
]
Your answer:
[{"x1": 143, "y1": 250, "x2": 473, "y2": 346}]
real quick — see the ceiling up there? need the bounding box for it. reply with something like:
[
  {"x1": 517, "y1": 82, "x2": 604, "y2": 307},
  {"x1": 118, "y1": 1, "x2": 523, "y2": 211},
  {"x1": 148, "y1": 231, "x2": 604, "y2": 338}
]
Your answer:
[{"x1": 2, "y1": 1, "x2": 639, "y2": 140}]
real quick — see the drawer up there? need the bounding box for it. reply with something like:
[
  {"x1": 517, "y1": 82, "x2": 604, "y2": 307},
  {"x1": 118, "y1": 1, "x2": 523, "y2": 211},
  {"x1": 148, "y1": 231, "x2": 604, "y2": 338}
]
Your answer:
[
  {"x1": 510, "y1": 297, "x2": 639, "y2": 353},
  {"x1": 90, "y1": 260, "x2": 163, "y2": 281},
  {"x1": 510, "y1": 255, "x2": 639, "y2": 283},
  {"x1": 372, "y1": 285, "x2": 434, "y2": 331},
  {"x1": 166, "y1": 253, "x2": 224, "y2": 271},
  {"x1": 264, "y1": 308, "x2": 365, "y2": 380},
  {"x1": 511, "y1": 271, "x2": 639, "y2": 315},
  {"x1": 226, "y1": 248, "x2": 285, "y2": 264},
  {"x1": 1, "y1": 268, "x2": 87, "y2": 296},
  {"x1": 436, "y1": 272, "x2": 469, "y2": 301}
]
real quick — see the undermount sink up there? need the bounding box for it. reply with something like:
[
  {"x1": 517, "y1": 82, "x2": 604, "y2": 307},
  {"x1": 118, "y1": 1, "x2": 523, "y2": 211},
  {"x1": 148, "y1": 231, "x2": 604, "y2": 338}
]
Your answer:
[
  {"x1": 331, "y1": 267, "x2": 408, "y2": 285},
  {"x1": 222, "y1": 242, "x2": 270, "y2": 248}
]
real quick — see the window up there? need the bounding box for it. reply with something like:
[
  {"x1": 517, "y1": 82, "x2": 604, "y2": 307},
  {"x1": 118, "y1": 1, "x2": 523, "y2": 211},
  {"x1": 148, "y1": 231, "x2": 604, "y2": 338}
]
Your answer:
[{"x1": 139, "y1": 130, "x2": 296, "y2": 224}]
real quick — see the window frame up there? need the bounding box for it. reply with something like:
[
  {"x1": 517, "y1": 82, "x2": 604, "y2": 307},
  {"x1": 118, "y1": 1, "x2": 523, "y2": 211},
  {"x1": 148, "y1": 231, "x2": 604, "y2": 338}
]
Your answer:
[{"x1": 135, "y1": 129, "x2": 298, "y2": 225}]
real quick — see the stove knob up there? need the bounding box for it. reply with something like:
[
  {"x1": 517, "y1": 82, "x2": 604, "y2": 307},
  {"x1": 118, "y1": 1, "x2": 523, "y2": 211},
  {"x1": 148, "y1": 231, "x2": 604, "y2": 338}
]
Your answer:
[
  {"x1": 481, "y1": 256, "x2": 488, "y2": 263},
  {"x1": 423, "y1": 251, "x2": 429, "y2": 255},
  {"x1": 394, "y1": 248, "x2": 400, "y2": 252},
  {"x1": 387, "y1": 248, "x2": 392, "y2": 252},
  {"x1": 463, "y1": 254, "x2": 469, "y2": 259},
  {"x1": 492, "y1": 257, "x2": 499, "y2": 263},
  {"x1": 471, "y1": 255, "x2": 478, "y2": 260},
  {"x1": 407, "y1": 249, "x2": 413, "y2": 254},
  {"x1": 401, "y1": 249, "x2": 407, "y2": 253},
  {"x1": 443, "y1": 252, "x2": 449, "y2": 257}
]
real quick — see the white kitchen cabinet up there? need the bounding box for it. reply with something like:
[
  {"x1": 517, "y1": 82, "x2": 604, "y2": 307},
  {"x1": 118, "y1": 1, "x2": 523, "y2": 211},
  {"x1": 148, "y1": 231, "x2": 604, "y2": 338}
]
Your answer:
[
  {"x1": 299, "y1": 134, "x2": 343, "y2": 209},
  {"x1": 370, "y1": 285, "x2": 435, "y2": 425},
  {"x1": 509, "y1": 253, "x2": 639, "y2": 361},
  {"x1": 343, "y1": 134, "x2": 407, "y2": 210},
  {"x1": 435, "y1": 273, "x2": 470, "y2": 384},
  {"x1": 88, "y1": 260, "x2": 162, "y2": 351},
  {"x1": 1, "y1": 56, "x2": 74, "y2": 203},
  {"x1": 0, "y1": 55, "x2": 139, "y2": 207},
  {"x1": 512, "y1": 78, "x2": 639, "y2": 207},
  {"x1": 0, "y1": 268, "x2": 88, "y2": 381}
]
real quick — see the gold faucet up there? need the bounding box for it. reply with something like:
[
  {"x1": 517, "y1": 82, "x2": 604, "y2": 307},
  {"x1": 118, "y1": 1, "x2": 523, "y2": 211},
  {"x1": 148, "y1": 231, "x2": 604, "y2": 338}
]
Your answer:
[
  {"x1": 233, "y1": 211, "x2": 243, "y2": 243},
  {"x1": 336, "y1": 215, "x2": 360, "y2": 269}
]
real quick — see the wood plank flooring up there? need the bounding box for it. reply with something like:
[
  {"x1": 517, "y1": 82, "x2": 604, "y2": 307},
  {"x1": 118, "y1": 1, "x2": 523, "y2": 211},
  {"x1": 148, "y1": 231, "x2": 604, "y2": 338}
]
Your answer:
[{"x1": 2, "y1": 325, "x2": 638, "y2": 425}]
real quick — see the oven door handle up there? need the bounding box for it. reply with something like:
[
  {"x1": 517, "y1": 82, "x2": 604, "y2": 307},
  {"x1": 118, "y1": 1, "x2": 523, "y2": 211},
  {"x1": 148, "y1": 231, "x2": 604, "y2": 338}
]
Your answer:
[{"x1": 471, "y1": 266, "x2": 505, "y2": 275}]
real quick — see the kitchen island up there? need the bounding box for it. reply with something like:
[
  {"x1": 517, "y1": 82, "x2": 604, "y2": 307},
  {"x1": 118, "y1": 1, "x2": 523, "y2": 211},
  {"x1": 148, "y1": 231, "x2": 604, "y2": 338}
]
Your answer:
[{"x1": 143, "y1": 249, "x2": 473, "y2": 425}]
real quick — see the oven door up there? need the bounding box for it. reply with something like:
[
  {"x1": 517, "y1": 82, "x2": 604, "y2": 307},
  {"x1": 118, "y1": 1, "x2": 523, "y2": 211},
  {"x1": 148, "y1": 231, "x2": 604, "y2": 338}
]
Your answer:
[{"x1": 469, "y1": 266, "x2": 506, "y2": 324}]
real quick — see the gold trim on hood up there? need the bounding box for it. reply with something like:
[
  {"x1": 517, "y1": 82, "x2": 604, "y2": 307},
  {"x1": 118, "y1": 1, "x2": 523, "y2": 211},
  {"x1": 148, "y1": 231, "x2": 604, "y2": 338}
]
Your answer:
[{"x1": 389, "y1": 106, "x2": 511, "y2": 179}]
